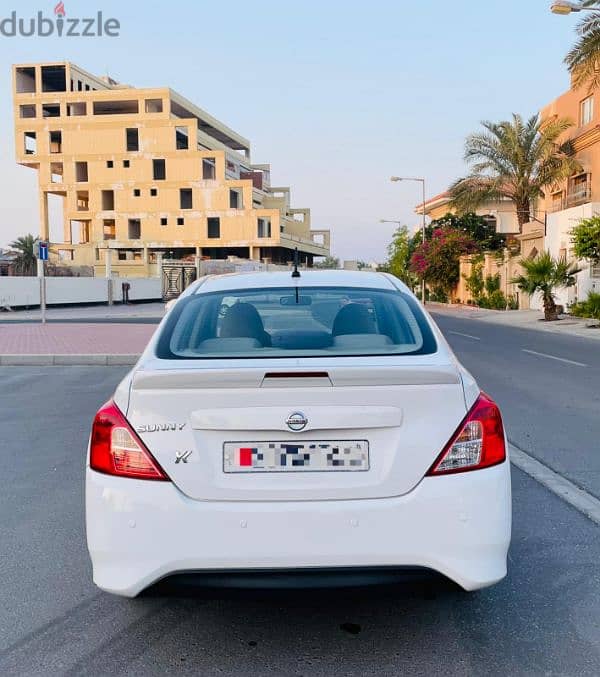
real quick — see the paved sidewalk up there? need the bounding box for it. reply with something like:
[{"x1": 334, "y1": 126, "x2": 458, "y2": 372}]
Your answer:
[
  {"x1": 0, "y1": 323, "x2": 155, "y2": 365},
  {"x1": 427, "y1": 303, "x2": 600, "y2": 340}
]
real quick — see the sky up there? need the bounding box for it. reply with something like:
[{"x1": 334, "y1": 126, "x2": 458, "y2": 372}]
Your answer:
[{"x1": 0, "y1": 0, "x2": 585, "y2": 262}]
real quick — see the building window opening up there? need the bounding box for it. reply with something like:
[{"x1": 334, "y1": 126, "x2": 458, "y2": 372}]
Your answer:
[
  {"x1": 150, "y1": 188, "x2": 158, "y2": 197},
  {"x1": 202, "y1": 158, "x2": 216, "y2": 180},
  {"x1": 101, "y1": 190, "x2": 115, "y2": 211},
  {"x1": 103, "y1": 220, "x2": 116, "y2": 240},
  {"x1": 24, "y1": 131, "x2": 37, "y2": 155},
  {"x1": 76, "y1": 191, "x2": 89, "y2": 211},
  {"x1": 42, "y1": 103, "x2": 60, "y2": 118},
  {"x1": 128, "y1": 219, "x2": 141, "y2": 240},
  {"x1": 229, "y1": 189, "x2": 243, "y2": 209},
  {"x1": 41, "y1": 65, "x2": 66, "y2": 92},
  {"x1": 145, "y1": 98, "x2": 163, "y2": 113},
  {"x1": 16, "y1": 66, "x2": 36, "y2": 93},
  {"x1": 50, "y1": 162, "x2": 63, "y2": 183},
  {"x1": 180, "y1": 188, "x2": 193, "y2": 209},
  {"x1": 581, "y1": 96, "x2": 594, "y2": 126},
  {"x1": 176, "y1": 126, "x2": 189, "y2": 150},
  {"x1": 123, "y1": 160, "x2": 130, "y2": 168},
  {"x1": 49, "y1": 130, "x2": 62, "y2": 153},
  {"x1": 153, "y1": 159, "x2": 166, "y2": 180},
  {"x1": 257, "y1": 217, "x2": 271, "y2": 238},
  {"x1": 177, "y1": 217, "x2": 185, "y2": 226},
  {"x1": 75, "y1": 161, "x2": 88, "y2": 182},
  {"x1": 93, "y1": 100, "x2": 139, "y2": 115},
  {"x1": 126, "y1": 128, "x2": 139, "y2": 151},
  {"x1": 67, "y1": 101, "x2": 86, "y2": 116},
  {"x1": 160, "y1": 217, "x2": 168, "y2": 226},
  {"x1": 207, "y1": 217, "x2": 220, "y2": 239},
  {"x1": 70, "y1": 220, "x2": 90, "y2": 244},
  {"x1": 133, "y1": 189, "x2": 141, "y2": 197},
  {"x1": 19, "y1": 104, "x2": 36, "y2": 119},
  {"x1": 107, "y1": 160, "x2": 114, "y2": 168}
]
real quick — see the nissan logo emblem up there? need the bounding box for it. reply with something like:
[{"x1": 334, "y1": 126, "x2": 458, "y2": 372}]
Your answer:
[{"x1": 286, "y1": 412, "x2": 308, "y2": 432}]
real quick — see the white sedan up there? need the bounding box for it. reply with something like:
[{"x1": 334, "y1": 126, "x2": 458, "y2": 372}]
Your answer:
[{"x1": 86, "y1": 270, "x2": 511, "y2": 597}]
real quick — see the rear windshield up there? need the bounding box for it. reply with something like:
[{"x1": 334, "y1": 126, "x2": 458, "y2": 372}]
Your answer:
[{"x1": 156, "y1": 286, "x2": 437, "y2": 359}]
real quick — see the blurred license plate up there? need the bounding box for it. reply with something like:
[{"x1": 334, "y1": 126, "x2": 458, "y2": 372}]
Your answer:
[{"x1": 223, "y1": 441, "x2": 369, "y2": 473}]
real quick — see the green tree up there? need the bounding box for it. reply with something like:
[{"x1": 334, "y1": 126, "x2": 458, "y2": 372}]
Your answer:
[
  {"x1": 313, "y1": 255, "x2": 339, "y2": 269},
  {"x1": 410, "y1": 226, "x2": 478, "y2": 297},
  {"x1": 431, "y1": 212, "x2": 505, "y2": 251},
  {"x1": 450, "y1": 114, "x2": 581, "y2": 231},
  {"x1": 8, "y1": 234, "x2": 39, "y2": 276},
  {"x1": 572, "y1": 215, "x2": 600, "y2": 264},
  {"x1": 384, "y1": 225, "x2": 418, "y2": 287},
  {"x1": 511, "y1": 252, "x2": 581, "y2": 321},
  {"x1": 565, "y1": 2, "x2": 600, "y2": 90}
]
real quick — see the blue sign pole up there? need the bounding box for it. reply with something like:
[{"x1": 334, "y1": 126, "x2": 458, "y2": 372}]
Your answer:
[{"x1": 36, "y1": 241, "x2": 48, "y2": 324}]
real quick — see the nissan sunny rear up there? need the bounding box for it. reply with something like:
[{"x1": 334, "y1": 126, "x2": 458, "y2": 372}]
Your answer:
[{"x1": 85, "y1": 270, "x2": 511, "y2": 597}]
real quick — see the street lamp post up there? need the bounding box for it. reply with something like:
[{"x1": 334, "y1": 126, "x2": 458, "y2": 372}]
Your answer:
[
  {"x1": 550, "y1": 1, "x2": 600, "y2": 14},
  {"x1": 390, "y1": 176, "x2": 427, "y2": 303}
]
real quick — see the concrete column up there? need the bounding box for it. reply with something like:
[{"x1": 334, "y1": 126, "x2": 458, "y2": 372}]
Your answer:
[
  {"x1": 105, "y1": 248, "x2": 113, "y2": 306},
  {"x1": 34, "y1": 66, "x2": 42, "y2": 94},
  {"x1": 39, "y1": 191, "x2": 49, "y2": 241}
]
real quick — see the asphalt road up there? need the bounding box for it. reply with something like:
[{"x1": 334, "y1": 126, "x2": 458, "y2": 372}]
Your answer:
[
  {"x1": 431, "y1": 312, "x2": 600, "y2": 500},
  {"x1": 1, "y1": 366, "x2": 599, "y2": 676}
]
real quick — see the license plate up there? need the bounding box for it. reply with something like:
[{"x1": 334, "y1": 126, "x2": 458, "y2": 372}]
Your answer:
[{"x1": 223, "y1": 441, "x2": 369, "y2": 473}]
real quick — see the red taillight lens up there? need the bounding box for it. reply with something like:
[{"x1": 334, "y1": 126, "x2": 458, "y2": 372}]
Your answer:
[
  {"x1": 90, "y1": 401, "x2": 170, "y2": 481},
  {"x1": 426, "y1": 392, "x2": 506, "y2": 476}
]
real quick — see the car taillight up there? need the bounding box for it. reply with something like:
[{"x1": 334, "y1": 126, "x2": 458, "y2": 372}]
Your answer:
[
  {"x1": 426, "y1": 392, "x2": 506, "y2": 476},
  {"x1": 90, "y1": 401, "x2": 170, "y2": 481}
]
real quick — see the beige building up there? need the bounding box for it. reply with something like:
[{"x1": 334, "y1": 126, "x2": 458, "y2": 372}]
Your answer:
[
  {"x1": 538, "y1": 81, "x2": 600, "y2": 308},
  {"x1": 12, "y1": 62, "x2": 330, "y2": 277},
  {"x1": 415, "y1": 190, "x2": 527, "y2": 306},
  {"x1": 415, "y1": 191, "x2": 520, "y2": 235}
]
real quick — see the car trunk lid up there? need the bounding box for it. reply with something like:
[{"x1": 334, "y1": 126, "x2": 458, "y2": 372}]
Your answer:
[{"x1": 127, "y1": 363, "x2": 467, "y2": 501}]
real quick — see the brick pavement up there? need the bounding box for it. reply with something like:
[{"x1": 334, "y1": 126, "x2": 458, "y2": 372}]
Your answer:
[{"x1": 0, "y1": 323, "x2": 155, "y2": 355}]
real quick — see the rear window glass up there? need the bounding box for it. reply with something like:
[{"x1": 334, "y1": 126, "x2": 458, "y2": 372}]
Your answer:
[{"x1": 156, "y1": 286, "x2": 437, "y2": 359}]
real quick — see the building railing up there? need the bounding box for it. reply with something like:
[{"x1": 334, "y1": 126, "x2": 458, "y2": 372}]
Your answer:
[{"x1": 566, "y1": 187, "x2": 592, "y2": 208}]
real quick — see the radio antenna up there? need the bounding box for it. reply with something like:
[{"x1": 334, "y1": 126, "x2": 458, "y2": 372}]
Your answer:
[{"x1": 291, "y1": 247, "x2": 301, "y2": 278}]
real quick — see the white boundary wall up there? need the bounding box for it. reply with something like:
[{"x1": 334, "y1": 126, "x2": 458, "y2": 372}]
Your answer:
[{"x1": 0, "y1": 277, "x2": 161, "y2": 308}]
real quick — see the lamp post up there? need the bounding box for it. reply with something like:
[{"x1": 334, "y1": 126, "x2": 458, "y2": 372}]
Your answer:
[
  {"x1": 390, "y1": 176, "x2": 427, "y2": 303},
  {"x1": 550, "y1": 1, "x2": 600, "y2": 14},
  {"x1": 379, "y1": 219, "x2": 403, "y2": 226}
]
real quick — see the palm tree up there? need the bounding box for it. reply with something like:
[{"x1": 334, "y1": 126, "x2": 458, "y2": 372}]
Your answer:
[
  {"x1": 8, "y1": 234, "x2": 39, "y2": 276},
  {"x1": 565, "y1": 2, "x2": 600, "y2": 90},
  {"x1": 511, "y1": 251, "x2": 581, "y2": 321},
  {"x1": 450, "y1": 114, "x2": 581, "y2": 232}
]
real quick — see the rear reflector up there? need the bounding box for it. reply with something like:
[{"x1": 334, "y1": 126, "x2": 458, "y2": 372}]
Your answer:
[
  {"x1": 426, "y1": 392, "x2": 506, "y2": 475},
  {"x1": 90, "y1": 401, "x2": 170, "y2": 481}
]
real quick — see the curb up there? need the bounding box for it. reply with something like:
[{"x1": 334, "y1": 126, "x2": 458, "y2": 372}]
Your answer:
[
  {"x1": 510, "y1": 444, "x2": 600, "y2": 526},
  {"x1": 0, "y1": 354, "x2": 140, "y2": 366}
]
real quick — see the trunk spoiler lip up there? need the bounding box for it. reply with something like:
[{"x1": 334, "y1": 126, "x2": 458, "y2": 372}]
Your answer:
[{"x1": 130, "y1": 364, "x2": 461, "y2": 390}]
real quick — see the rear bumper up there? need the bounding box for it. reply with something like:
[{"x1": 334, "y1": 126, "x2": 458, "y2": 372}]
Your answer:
[{"x1": 86, "y1": 461, "x2": 512, "y2": 597}]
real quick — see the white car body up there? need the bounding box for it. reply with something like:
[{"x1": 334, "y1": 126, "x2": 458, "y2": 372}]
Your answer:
[{"x1": 86, "y1": 271, "x2": 512, "y2": 597}]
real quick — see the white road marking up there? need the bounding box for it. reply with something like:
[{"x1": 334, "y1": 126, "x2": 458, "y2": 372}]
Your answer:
[
  {"x1": 510, "y1": 445, "x2": 600, "y2": 526},
  {"x1": 521, "y1": 349, "x2": 586, "y2": 367},
  {"x1": 448, "y1": 331, "x2": 481, "y2": 341}
]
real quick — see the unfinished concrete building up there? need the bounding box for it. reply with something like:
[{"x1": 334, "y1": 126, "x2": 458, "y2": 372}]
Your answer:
[{"x1": 12, "y1": 62, "x2": 330, "y2": 276}]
